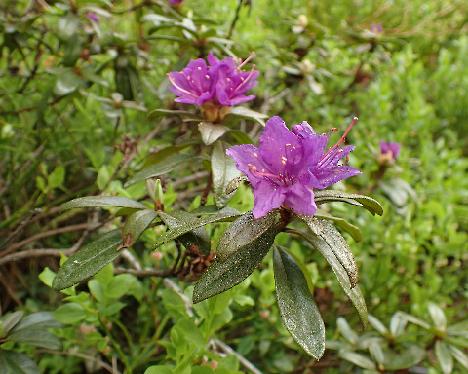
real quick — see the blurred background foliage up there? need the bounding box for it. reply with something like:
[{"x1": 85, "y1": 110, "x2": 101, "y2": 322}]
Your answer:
[{"x1": 0, "y1": 0, "x2": 466, "y2": 373}]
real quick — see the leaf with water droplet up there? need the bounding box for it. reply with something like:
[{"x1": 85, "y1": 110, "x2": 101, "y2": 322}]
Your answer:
[
  {"x1": 192, "y1": 217, "x2": 279, "y2": 303},
  {"x1": 315, "y1": 190, "x2": 383, "y2": 216},
  {"x1": 301, "y1": 217, "x2": 359, "y2": 288},
  {"x1": 61, "y1": 196, "x2": 145, "y2": 210},
  {"x1": 123, "y1": 209, "x2": 158, "y2": 246},
  {"x1": 52, "y1": 230, "x2": 122, "y2": 290},
  {"x1": 299, "y1": 227, "x2": 368, "y2": 326},
  {"x1": 273, "y1": 246, "x2": 325, "y2": 360},
  {"x1": 152, "y1": 207, "x2": 241, "y2": 249}
]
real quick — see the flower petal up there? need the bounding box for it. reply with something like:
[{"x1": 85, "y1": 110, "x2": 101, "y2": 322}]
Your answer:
[
  {"x1": 259, "y1": 116, "x2": 301, "y2": 173},
  {"x1": 252, "y1": 181, "x2": 285, "y2": 218},
  {"x1": 226, "y1": 144, "x2": 266, "y2": 186},
  {"x1": 313, "y1": 166, "x2": 361, "y2": 189},
  {"x1": 284, "y1": 183, "x2": 317, "y2": 216}
]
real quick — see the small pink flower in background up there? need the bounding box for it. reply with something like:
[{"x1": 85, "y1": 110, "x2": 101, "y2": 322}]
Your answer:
[
  {"x1": 169, "y1": 0, "x2": 183, "y2": 6},
  {"x1": 86, "y1": 12, "x2": 99, "y2": 23},
  {"x1": 227, "y1": 116, "x2": 361, "y2": 218},
  {"x1": 168, "y1": 53, "x2": 258, "y2": 121},
  {"x1": 379, "y1": 141, "x2": 400, "y2": 163},
  {"x1": 370, "y1": 23, "x2": 383, "y2": 34}
]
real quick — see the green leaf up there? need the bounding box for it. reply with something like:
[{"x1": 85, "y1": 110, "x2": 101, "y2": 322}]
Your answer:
[
  {"x1": 123, "y1": 209, "x2": 158, "y2": 245},
  {"x1": 449, "y1": 345, "x2": 468, "y2": 369},
  {"x1": 193, "y1": 220, "x2": 276, "y2": 303},
  {"x1": 158, "y1": 211, "x2": 211, "y2": 254},
  {"x1": 428, "y1": 302, "x2": 447, "y2": 330},
  {"x1": 315, "y1": 213, "x2": 362, "y2": 242},
  {"x1": 144, "y1": 366, "x2": 174, "y2": 374},
  {"x1": 216, "y1": 211, "x2": 279, "y2": 261},
  {"x1": 389, "y1": 312, "x2": 408, "y2": 337},
  {"x1": 198, "y1": 122, "x2": 228, "y2": 145},
  {"x1": 211, "y1": 142, "x2": 241, "y2": 207},
  {"x1": 126, "y1": 153, "x2": 193, "y2": 186},
  {"x1": 382, "y1": 345, "x2": 425, "y2": 370},
  {"x1": 273, "y1": 247, "x2": 325, "y2": 359},
  {"x1": 368, "y1": 315, "x2": 388, "y2": 336},
  {"x1": 435, "y1": 341, "x2": 453, "y2": 374},
  {"x1": 301, "y1": 228, "x2": 368, "y2": 325},
  {"x1": 52, "y1": 230, "x2": 122, "y2": 290},
  {"x1": 153, "y1": 208, "x2": 241, "y2": 249},
  {"x1": 339, "y1": 351, "x2": 376, "y2": 370},
  {"x1": 8, "y1": 325, "x2": 61, "y2": 350},
  {"x1": 337, "y1": 317, "x2": 359, "y2": 344},
  {"x1": 54, "y1": 303, "x2": 86, "y2": 324},
  {"x1": 314, "y1": 190, "x2": 383, "y2": 216},
  {"x1": 0, "y1": 351, "x2": 39, "y2": 374},
  {"x1": 301, "y1": 217, "x2": 358, "y2": 288},
  {"x1": 61, "y1": 196, "x2": 145, "y2": 210},
  {"x1": 48, "y1": 166, "x2": 65, "y2": 189},
  {"x1": 228, "y1": 106, "x2": 268, "y2": 125},
  {"x1": 0, "y1": 312, "x2": 24, "y2": 338}
]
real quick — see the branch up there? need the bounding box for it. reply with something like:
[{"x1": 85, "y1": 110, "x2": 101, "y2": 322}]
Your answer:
[{"x1": 210, "y1": 338, "x2": 262, "y2": 374}]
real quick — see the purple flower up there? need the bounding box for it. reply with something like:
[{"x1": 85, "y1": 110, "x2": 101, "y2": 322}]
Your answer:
[
  {"x1": 86, "y1": 12, "x2": 99, "y2": 23},
  {"x1": 227, "y1": 116, "x2": 361, "y2": 218},
  {"x1": 169, "y1": 0, "x2": 183, "y2": 5},
  {"x1": 168, "y1": 54, "x2": 258, "y2": 110},
  {"x1": 379, "y1": 141, "x2": 400, "y2": 162}
]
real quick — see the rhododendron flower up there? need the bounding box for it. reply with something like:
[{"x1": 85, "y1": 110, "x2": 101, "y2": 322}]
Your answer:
[
  {"x1": 168, "y1": 54, "x2": 258, "y2": 117},
  {"x1": 86, "y1": 12, "x2": 99, "y2": 23},
  {"x1": 227, "y1": 116, "x2": 361, "y2": 218},
  {"x1": 380, "y1": 141, "x2": 400, "y2": 162},
  {"x1": 169, "y1": 0, "x2": 183, "y2": 5}
]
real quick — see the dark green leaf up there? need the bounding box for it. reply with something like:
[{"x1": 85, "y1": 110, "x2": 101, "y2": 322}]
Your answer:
[
  {"x1": 8, "y1": 312, "x2": 61, "y2": 348},
  {"x1": 315, "y1": 213, "x2": 362, "y2": 242},
  {"x1": 301, "y1": 217, "x2": 358, "y2": 288},
  {"x1": 126, "y1": 153, "x2": 193, "y2": 186},
  {"x1": 158, "y1": 211, "x2": 211, "y2": 254},
  {"x1": 61, "y1": 196, "x2": 145, "y2": 210},
  {"x1": 153, "y1": 208, "x2": 241, "y2": 249},
  {"x1": 0, "y1": 351, "x2": 39, "y2": 374},
  {"x1": 52, "y1": 230, "x2": 122, "y2": 290},
  {"x1": 339, "y1": 351, "x2": 376, "y2": 370},
  {"x1": 193, "y1": 221, "x2": 276, "y2": 303},
  {"x1": 199, "y1": 122, "x2": 228, "y2": 145},
  {"x1": 123, "y1": 209, "x2": 158, "y2": 245},
  {"x1": 315, "y1": 190, "x2": 383, "y2": 216},
  {"x1": 301, "y1": 229, "x2": 368, "y2": 325},
  {"x1": 435, "y1": 341, "x2": 453, "y2": 374},
  {"x1": 216, "y1": 211, "x2": 279, "y2": 261},
  {"x1": 273, "y1": 247, "x2": 325, "y2": 359},
  {"x1": 0, "y1": 311, "x2": 24, "y2": 338},
  {"x1": 211, "y1": 142, "x2": 241, "y2": 207}
]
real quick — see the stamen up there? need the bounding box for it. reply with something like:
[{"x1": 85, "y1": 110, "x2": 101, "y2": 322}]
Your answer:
[
  {"x1": 230, "y1": 67, "x2": 256, "y2": 95},
  {"x1": 237, "y1": 52, "x2": 256, "y2": 70},
  {"x1": 319, "y1": 116, "x2": 358, "y2": 165},
  {"x1": 281, "y1": 156, "x2": 288, "y2": 166}
]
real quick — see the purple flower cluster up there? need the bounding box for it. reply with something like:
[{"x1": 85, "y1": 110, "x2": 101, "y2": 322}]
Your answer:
[
  {"x1": 169, "y1": 0, "x2": 183, "y2": 5},
  {"x1": 227, "y1": 116, "x2": 361, "y2": 218},
  {"x1": 168, "y1": 54, "x2": 258, "y2": 108},
  {"x1": 380, "y1": 141, "x2": 400, "y2": 162}
]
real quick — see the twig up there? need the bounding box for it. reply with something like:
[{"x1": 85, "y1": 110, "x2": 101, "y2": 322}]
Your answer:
[
  {"x1": 1, "y1": 222, "x2": 97, "y2": 257},
  {"x1": 120, "y1": 249, "x2": 142, "y2": 270},
  {"x1": 227, "y1": 0, "x2": 245, "y2": 39},
  {"x1": 0, "y1": 232, "x2": 88, "y2": 267},
  {"x1": 172, "y1": 171, "x2": 210, "y2": 188},
  {"x1": 210, "y1": 339, "x2": 262, "y2": 374}
]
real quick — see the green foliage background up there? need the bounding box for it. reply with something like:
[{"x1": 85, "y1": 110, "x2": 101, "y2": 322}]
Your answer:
[{"x1": 0, "y1": 0, "x2": 466, "y2": 373}]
